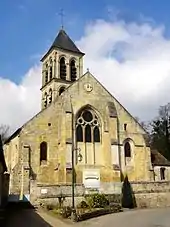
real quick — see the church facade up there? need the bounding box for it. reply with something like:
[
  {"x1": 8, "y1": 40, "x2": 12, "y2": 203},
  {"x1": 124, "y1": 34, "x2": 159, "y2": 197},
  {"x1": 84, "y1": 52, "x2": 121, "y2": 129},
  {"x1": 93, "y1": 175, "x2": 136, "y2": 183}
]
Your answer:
[{"x1": 4, "y1": 29, "x2": 152, "y2": 203}]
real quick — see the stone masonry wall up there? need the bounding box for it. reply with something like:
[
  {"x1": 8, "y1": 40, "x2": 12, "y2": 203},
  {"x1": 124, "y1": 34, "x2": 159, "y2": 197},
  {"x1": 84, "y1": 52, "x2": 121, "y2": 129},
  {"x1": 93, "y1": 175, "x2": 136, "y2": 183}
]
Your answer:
[
  {"x1": 30, "y1": 182, "x2": 85, "y2": 206},
  {"x1": 30, "y1": 180, "x2": 170, "y2": 208},
  {"x1": 130, "y1": 181, "x2": 170, "y2": 208}
]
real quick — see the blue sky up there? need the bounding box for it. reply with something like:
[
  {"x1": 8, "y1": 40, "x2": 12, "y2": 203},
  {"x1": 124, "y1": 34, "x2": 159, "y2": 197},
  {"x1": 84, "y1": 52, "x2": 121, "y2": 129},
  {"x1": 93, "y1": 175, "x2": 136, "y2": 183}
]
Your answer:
[
  {"x1": 1, "y1": 0, "x2": 170, "y2": 83},
  {"x1": 2, "y1": 0, "x2": 170, "y2": 128}
]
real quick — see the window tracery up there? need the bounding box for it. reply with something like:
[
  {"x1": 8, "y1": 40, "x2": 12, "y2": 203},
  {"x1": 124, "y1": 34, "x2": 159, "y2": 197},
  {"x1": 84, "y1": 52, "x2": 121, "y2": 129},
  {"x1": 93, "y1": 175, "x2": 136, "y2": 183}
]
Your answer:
[{"x1": 76, "y1": 109, "x2": 100, "y2": 143}]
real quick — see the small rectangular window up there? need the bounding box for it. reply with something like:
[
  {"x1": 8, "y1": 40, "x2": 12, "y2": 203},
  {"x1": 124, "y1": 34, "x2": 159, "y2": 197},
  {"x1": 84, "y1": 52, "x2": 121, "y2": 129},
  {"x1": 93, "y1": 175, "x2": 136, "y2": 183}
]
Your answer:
[
  {"x1": 160, "y1": 167, "x2": 166, "y2": 180},
  {"x1": 124, "y1": 123, "x2": 127, "y2": 131}
]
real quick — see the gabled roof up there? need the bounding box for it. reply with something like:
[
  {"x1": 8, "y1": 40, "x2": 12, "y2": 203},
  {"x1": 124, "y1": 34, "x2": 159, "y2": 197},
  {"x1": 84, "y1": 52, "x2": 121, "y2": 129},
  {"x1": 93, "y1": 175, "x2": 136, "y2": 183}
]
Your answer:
[
  {"x1": 4, "y1": 128, "x2": 22, "y2": 144},
  {"x1": 41, "y1": 29, "x2": 85, "y2": 61},
  {"x1": 71, "y1": 71, "x2": 148, "y2": 135},
  {"x1": 151, "y1": 149, "x2": 170, "y2": 167},
  {"x1": 5, "y1": 71, "x2": 149, "y2": 147}
]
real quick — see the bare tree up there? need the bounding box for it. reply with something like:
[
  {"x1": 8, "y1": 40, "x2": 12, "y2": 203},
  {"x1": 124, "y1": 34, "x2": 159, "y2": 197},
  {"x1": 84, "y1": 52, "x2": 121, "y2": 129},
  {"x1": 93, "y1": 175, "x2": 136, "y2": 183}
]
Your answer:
[
  {"x1": 134, "y1": 116, "x2": 150, "y2": 132},
  {"x1": 149, "y1": 103, "x2": 170, "y2": 159},
  {"x1": 0, "y1": 124, "x2": 10, "y2": 143}
]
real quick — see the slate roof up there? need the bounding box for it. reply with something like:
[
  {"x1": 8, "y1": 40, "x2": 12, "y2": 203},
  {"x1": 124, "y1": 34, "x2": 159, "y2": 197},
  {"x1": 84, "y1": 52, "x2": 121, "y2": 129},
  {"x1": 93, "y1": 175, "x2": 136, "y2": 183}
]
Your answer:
[
  {"x1": 4, "y1": 128, "x2": 22, "y2": 144},
  {"x1": 151, "y1": 149, "x2": 170, "y2": 167},
  {"x1": 41, "y1": 29, "x2": 84, "y2": 61}
]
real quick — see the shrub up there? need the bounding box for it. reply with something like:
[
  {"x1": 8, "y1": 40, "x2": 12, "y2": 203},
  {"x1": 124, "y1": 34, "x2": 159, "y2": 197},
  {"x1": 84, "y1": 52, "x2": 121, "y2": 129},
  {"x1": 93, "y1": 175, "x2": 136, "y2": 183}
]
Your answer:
[
  {"x1": 45, "y1": 203, "x2": 60, "y2": 211},
  {"x1": 86, "y1": 193, "x2": 109, "y2": 208},
  {"x1": 110, "y1": 203, "x2": 122, "y2": 212},
  {"x1": 77, "y1": 200, "x2": 89, "y2": 209},
  {"x1": 60, "y1": 206, "x2": 72, "y2": 218},
  {"x1": 46, "y1": 204, "x2": 55, "y2": 210}
]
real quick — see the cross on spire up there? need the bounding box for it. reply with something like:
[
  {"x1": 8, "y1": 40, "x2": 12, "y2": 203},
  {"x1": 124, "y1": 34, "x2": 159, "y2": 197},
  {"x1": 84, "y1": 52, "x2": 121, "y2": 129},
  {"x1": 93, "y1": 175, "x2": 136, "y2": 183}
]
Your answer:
[{"x1": 59, "y1": 9, "x2": 64, "y2": 29}]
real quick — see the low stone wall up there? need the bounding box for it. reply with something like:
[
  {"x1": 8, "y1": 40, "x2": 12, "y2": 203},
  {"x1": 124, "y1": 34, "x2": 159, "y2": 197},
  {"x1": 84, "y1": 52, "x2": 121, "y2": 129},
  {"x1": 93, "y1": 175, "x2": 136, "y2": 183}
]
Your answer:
[
  {"x1": 130, "y1": 181, "x2": 170, "y2": 208},
  {"x1": 36, "y1": 183, "x2": 85, "y2": 198},
  {"x1": 31, "y1": 183, "x2": 85, "y2": 206},
  {"x1": 30, "y1": 180, "x2": 170, "y2": 209}
]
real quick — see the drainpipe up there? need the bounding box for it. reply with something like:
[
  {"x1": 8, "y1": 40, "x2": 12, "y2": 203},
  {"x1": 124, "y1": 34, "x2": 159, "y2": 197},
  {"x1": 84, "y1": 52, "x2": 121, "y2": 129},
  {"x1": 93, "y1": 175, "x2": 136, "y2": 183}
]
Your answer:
[{"x1": 71, "y1": 96, "x2": 76, "y2": 219}]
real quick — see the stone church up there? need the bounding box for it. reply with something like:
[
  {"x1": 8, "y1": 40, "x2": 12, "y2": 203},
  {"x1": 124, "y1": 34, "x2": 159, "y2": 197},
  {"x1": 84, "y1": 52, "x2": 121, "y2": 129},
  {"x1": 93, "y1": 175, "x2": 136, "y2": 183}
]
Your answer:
[{"x1": 4, "y1": 29, "x2": 152, "y2": 203}]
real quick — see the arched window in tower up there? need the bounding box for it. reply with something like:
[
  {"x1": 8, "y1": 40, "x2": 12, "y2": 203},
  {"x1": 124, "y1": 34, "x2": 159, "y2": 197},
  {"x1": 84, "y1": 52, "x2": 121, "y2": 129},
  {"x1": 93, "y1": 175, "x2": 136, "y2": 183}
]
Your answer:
[
  {"x1": 76, "y1": 109, "x2": 100, "y2": 143},
  {"x1": 49, "y1": 59, "x2": 53, "y2": 80},
  {"x1": 59, "y1": 86, "x2": 65, "y2": 96},
  {"x1": 124, "y1": 141, "x2": 131, "y2": 158},
  {"x1": 45, "y1": 63, "x2": 48, "y2": 83},
  {"x1": 60, "y1": 57, "x2": 66, "y2": 80},
  {"x1": 70, "y1": 59, "x2": 77, "y2": 81},
  {"x1": 44, "y1": 92, "x2": 48, "y2": 108},
  {"x1": 40, "y1": 141, "x2": 47, "y2": 165},
  {"x1": 49, "y1": 88, "x2": 52, "y2": 104}
]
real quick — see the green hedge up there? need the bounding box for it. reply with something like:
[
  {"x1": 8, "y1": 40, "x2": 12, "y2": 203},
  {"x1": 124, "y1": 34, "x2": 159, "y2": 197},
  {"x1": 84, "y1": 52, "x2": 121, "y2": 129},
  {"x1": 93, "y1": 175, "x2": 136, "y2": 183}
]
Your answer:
[{"x1": 86, "y1": 193, "x2": 109, "y2": 208}]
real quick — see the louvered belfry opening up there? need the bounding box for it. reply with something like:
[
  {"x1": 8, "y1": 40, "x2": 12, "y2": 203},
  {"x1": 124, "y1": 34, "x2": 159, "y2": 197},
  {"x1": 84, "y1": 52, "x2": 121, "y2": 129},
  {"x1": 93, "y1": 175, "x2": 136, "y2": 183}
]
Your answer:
[
  {"x1": 60, "y1": 57, "x2": 66, "y2": 80},
  {"x1": 49, "y1": 59, "x2": 53, "y2": 80},
  {"x1": 70, "y1": 59, "x2": 77, "y2": 81}
]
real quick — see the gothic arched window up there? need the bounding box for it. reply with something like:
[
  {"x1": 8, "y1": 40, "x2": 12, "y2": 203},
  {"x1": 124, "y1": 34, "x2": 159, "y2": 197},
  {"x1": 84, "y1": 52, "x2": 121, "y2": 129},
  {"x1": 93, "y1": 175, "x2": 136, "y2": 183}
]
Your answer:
[
  {"x1": 60, "y1": 57, "x2": 66, "y2": 80},
  {"x1": 59, "y1": 86, "x2": 65, "y2": 96},
  {"x1": 124, "y1": 141, "x2": 131, "y2": 158},
  {"x1": 40, "y1": 141, "x2": 47, "y2": 164},
  {"x1": 45, "y1": 63, "x2": 48, "y2": 83},
  {"x1": 49, "y1": 88, "x2": 52, "y2": 104},
  {"x1": 49, "y1": 59, "x2": 53, "y2": 80},
  {"x1": 70, "y1": 59, "x2": 77, "y2": 81},
  {"x1": 76, "y1": 109, "x2": 100, "y2": 143}
]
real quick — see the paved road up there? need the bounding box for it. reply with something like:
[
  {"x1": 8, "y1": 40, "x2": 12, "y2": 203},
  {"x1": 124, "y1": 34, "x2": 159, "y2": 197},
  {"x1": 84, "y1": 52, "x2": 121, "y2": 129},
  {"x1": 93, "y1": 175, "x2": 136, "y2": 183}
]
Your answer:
[
  {"x1": 79, "y1": 208, "x2": 170, "y2": 227},
  {"x1": 2, "y1": 206, "x2": 170, "y2": 226},
  {"x1": 1, "y1": 207, "x2": 69, "y2": 227}
]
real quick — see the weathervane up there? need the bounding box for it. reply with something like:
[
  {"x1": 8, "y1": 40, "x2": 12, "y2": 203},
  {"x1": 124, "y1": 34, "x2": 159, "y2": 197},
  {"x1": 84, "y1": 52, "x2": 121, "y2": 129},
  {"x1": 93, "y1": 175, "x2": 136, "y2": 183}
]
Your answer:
[{"x1": 59, "y1": 9, "x2": 64, "y2": 29}]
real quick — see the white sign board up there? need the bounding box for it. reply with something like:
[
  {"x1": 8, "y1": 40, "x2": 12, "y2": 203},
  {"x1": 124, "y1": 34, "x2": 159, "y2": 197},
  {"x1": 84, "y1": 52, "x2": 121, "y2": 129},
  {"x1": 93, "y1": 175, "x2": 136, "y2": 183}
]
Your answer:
[
  {"x1": 83, "y1": 169, "x2": 100, "y2": 188},
  {"x1": 41, "y1": 188, "x2": 48, "y2": 194}
]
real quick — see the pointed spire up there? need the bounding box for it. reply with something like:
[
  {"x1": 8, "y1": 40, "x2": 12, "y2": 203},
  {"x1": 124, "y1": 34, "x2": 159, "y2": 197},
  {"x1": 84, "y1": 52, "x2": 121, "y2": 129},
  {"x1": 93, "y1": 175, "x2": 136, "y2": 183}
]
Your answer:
[
  {"x1": 41, "y1": 29, "x2": 85, "y2": 61},
  {"x1": 51, "y1": 29, "x2": 84, "y2": 54}
]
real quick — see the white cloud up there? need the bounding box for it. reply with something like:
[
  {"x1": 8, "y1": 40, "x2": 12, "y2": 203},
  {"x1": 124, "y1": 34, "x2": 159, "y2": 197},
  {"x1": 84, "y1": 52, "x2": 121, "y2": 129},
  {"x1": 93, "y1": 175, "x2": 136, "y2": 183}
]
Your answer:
[
  {"x1": 1, "y1": 17, "x2": 170, "y2": 132},
  {"x1": 77, "y1": 19, "x2": 170, "y2": 121},
  {"x1": 0, "y1": 65, "x2": 41, "y2": 132}
]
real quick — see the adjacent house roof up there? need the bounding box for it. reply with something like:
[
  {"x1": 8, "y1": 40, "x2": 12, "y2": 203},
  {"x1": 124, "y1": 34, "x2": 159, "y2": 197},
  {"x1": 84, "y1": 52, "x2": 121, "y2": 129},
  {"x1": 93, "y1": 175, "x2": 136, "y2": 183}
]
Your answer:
[
  {"x1": 41, "y1": 29, "x2": 85, "y2": 61},
  {"x1": 4, "y1": 128, "x2": 22, "y2": 144},
  {"x1": 151, "y1": 149, "x2": 170, "y2": 167}
]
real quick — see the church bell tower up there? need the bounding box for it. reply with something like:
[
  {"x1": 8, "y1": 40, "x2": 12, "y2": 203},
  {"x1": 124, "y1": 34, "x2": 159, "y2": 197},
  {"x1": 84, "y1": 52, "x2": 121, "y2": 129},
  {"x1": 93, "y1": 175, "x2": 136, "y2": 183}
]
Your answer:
[{"x1": 40, "y1": 29, "x2": 85, "y2": 109}]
